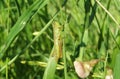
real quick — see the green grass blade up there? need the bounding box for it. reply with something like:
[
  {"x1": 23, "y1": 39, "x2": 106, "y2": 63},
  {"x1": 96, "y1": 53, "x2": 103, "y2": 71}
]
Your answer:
[
  {"x1": 63, "y1": 23, "x2": 68, "y2": 79},
  {"x1": 113, "y1": 53, "x2": 120, "y2": 79},
  {"x1": 96, "y1": 0, "x2": 119, "y2": 26},
  {"x1": 0, "y1": 0, "x2": 49, "y2": 59},
  {"x1": 43, "y1": 57, "x2": 57, "y2": 79}
]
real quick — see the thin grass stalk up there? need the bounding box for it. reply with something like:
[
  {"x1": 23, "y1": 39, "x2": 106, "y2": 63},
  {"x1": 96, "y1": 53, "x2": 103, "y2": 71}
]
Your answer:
[
  {"x1": 6, "y1": 58, "x2": 8, "y2": 79},
  {"x1": 96, "y1": 0, "x2": 119, "y2": 27},
  {"x1": 63, "y1": 22, "x2": 68, "y2": 79},
  {"x1": 79, "y1": 0, "x2": 90, "y2": 61}
]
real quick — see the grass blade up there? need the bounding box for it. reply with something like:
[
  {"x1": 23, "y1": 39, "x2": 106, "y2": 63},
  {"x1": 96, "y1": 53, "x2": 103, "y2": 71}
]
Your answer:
[
  {"x1": 43, "y1": 57, "x2": 57, "y2": 79},
  {"x1": 96, "y1": 0, "x2": 119, "y2": 27},
  {"x1": 0, "y1": 0, "x2": 49, "y2": 59},
  {"x1": 113, "y1": 53, "x2": 120, "y2": 79}
]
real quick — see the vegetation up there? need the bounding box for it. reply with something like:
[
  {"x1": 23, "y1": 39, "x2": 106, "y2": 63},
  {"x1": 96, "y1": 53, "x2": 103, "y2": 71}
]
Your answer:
[{"x1": 0, "y1": 0, "x2": 120, "y2": 79}]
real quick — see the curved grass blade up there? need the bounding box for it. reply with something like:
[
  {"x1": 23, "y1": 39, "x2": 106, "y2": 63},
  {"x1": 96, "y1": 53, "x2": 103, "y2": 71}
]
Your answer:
[{"x1": 0, "y1": 0, "x2": 49, "y2": 59}]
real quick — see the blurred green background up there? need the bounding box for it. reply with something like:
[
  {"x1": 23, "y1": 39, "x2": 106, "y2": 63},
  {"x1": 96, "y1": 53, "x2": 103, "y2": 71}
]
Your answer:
[{"x1": 0, "y1": 0, "x2": 120, "y2": 79}]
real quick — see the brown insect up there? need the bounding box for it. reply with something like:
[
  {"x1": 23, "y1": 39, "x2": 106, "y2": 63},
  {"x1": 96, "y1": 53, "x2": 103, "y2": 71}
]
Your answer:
[{"x1": 51, "y1": 21, "x2": 63, "y2": 60}]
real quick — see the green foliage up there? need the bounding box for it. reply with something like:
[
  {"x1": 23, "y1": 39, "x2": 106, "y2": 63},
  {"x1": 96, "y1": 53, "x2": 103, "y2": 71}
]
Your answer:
[
  {"x1": 113, "y1": 53, "x2": 120, "y2": 79},
  {"x1": 0, "y1": 0, "x2": 120, "y2": 79},
  {"x1": 0, "y1": 0, "x2": 49, "y2": 59},
  {"x1": 43, "y1": 57, "x2": 57, "y2": 79}
]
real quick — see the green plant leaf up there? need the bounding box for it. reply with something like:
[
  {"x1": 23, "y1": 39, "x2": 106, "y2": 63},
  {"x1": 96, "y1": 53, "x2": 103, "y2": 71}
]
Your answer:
[{"x1": 43, "y1": 57, "x2": 57, "y2": 79}]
